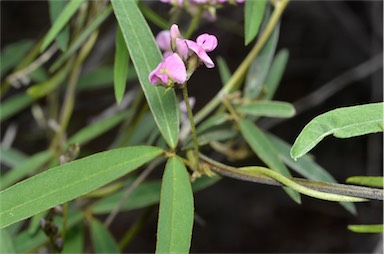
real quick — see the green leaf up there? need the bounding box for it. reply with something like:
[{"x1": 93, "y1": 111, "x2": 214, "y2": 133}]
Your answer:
[
  {"x1": 29, "y1": 67, "x2": 49, "y2": 83},
  {"x1": 48, "y1": 0, "x2": 70, "y2": 51},
  {"x1": 50, "y1": 6, "x2": 113, "y2": 72},
  {"x1": 236, "y1": 101, "x2": 295, "y2": 118},
  {"x1": 346, "y1": 176, "x2": 383, "y2": 188},
  {"x1": 267, "y1": 133, "x2": 356, "y2": 214},
  {"x1": 348, "y1": 224, "x2": 384, "y2": 233},
  {"x1": 41, "y1": 0, "x2": 84, "y2": 52},
  {"x1": 1, "y1": 40, "x2": 34, "y2": 78},
  {"x1": 90, "y1": 219, "x2": 120, "y2": 253},
  {"x1": 112, "y1": 0, "x2": 180, "y2": 149},
  {"x1": 67, "y1": 112, "x2": 127, "y2": 146},
  {"x1": 114, "y1": 27, "x2": 130, "y2": 104},
  {"x1": 244, "y1": 0, "x2": 268, "y2": 45},
  {"x1": 0, "y1": 146, "x2": 162, "y2": 229},
  {"x1": 196, "y1": 113, "x2": 230, "y2": 134},
  {"x1": 291, "y1": 103, "x2": 384, "y2": 160},
  {"x1": 244, "y1": 15, "x2": 279, "y2": 99},
  {"x1": 0, "y1": 229, "x2": 15, "y2": 254},
  {"x1": 264, "y1": 49, "x2": 289, "y2": 100},
  {"x1": 239, "y1": 119, "x2": 301, "y2": 203},
  {"x1": 0, "y1": 146, "x2": 27, "y2": 168},
  {"x1": 217, "y1": 56, "x2": 232, "y2": 84},
  {"x1": 1, "y1": 151, "x2": 53, "y2": 190},
  {"x1": 156, "y1": 156, "x2": 194, "y2": 254},
  {"x1": 62, "y1": 223, "x2": 84, "y2": 253},
  {"x1": 0, "y1": 94, "x2": 34, "y2": 122},
  {"x1": 138, "y1": 2, "x2": 169, "y2": 30},
  {"x1": 186, "y1": 127, "x2": 237, "y2": 148},
  {"x1": 127, "y1": 113, "x2": 157, "y2": 146}
]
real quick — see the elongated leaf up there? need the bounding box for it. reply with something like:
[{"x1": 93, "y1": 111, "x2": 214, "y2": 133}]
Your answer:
[
  {"x1": 217, "y1": 56, "x2": 232, "y2": 84},
  {"x1": 236, "y1": 101, "x2": 295, "y2": 118},
  {"x1": 1, "y1": 151, "x2": 52, "y2": 190},
  {"x1": 90, "y1": 219, "x2": 120, "y2": 253},
  {"x1": 0, "y1": 229, "x2": 15, "y2": 253},
  {"x1": 348, "y1": 224, "x2": 384, "y2": 233},
  {"x1": 41, "y1": 0, "x2": 84, "y2": 52},
  {"x1": 196, "y1": 113, "x2": 230, "y2": 134},
  {"x1": 62, "y1": 223, "x2": 84, "y2": 253},
  {"x1": 67, "y1": 112, "x2": 127, "y2": 146},
  {"x1": 267, "y1": 133, "x2": 356, "y2": 214},
  {"x1": 138, "y1": 2, "x2": 169, "y2": 30},
  {"x1": 239, "y1": 119, "x2": 301, "y2": 203},
  {"x1": 156, "y1": 156, "x2": 194, "y2": 253},
  {"x1": 50, "y1": 6, "x2": 113, "y2": 72},
  {"x1": 1, "y1": 40, "x2": 34, "y2": 78},
  {"x1": 112, "y1": 0, "x2": 180, "y2": 149},
  {"x1": 264, "y1": 49, "x2": 289, "y2": 100},
  {"x1": 0, "y1": 94, "x2": 34, "y2": 122},
  {"x1": 346, "y1": 176, "x2": 383, "y2": 188},
  {"x1": 244, "y1": 0, "x2": 268, "y2": 45},
  {"x1": 291, "y1": 103, "x2": 384, "y2": 160},
  {"x1": 127, "y1": 113, "x2": 157, "y2": 146},
  {"x1": 49, "y1": 0, "x2": 70, "y2": 51},
  {"x1": 114, "y1": 27, "x2": 130, "y2": 104},
  {"x1": 0, "y1": 146, "x2": 27, "y2": 168},
  {"x1": 186, "y1": 127, "x2": 237, "y2": 148},
  {"x1": 0, "y1": 146, "x2": 162, "y2": 229}
]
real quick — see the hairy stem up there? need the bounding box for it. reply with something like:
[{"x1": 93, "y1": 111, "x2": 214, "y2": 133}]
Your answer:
[{"x1": 182, "y1": 85, "x2": 199, "y2": 162}]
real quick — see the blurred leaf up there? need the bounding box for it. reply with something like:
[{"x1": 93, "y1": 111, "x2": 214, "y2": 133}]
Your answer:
[
  {"x1": 217, "y1": 56, "x2": 232, "y2": 84},
  {"x1": 0, "y1": 229, "x2": 15, "y2": 253},
  {"x1": 62, "y1": 223, "x2": 84, "y2": 253},
  {"x1": 348, "y1": 224, "x2": 384, "y2": 233},
  {"x1": 264, "y1": 49, "x2": 289, "y2": 100},
  {"x1": 50, "y1": 6, "x2": 113, "y2": 72},
  {"x1": 29, "y1": 67, "x2": 49, "y2": 83},
  {"x1": 27, "y1": 211, "x2": 46, "y2": 235},
  {"x1": 244, "y1": 12, "x2": 279, "y2": 99},
  {"x1": 48, "y1": 0, "x2": 70, "y2": 51},
  {"x1": 236, "y1": 100, "x2": 295, "y2": 118},
  {"x1": 291, "y1": 103, "x2": 384, "y2": 160},
  {"x1": 90, "y1": 219, "x2": 120, "y2": 253},
  {"x1": 1, "y1": 151, "x2": 53, "y2": 190},
  {"x1": 0, "y1": 146, "x2": 27, "y2": 168},
  {"x1": 67, "y1": 112, "x2": 127, "y2": 146},
  {"x1": 0, "y1": 146, "x2": 163, "y2": 229},
  {"x1": 26, "y1": 64, "x2": 69, "y2": 99},
  {"x1": 138, "y1": 2, "x2": 169, "y2": 30},
  {"x1": 197, "y1": 113, "x2": 230, "y2": 134},
  {"x1": 346, "y1": 176, "x2": 383, "y2": 188},
  {"x1": 239, "y1": 119, "x2": 301, "y2": 203},
  {"x1": 112, "y1": 0, "x2": 180, "y2": 149},
  {"x1": 0, "y1": 94, "x2": 34, "y2": 122},
  {"x1": 127, "y1": 113, "x2": 157, "y2": 146},
  {"x1": 114, "y1": 27, "x2": 130, "y2": 104},
  {"x1": 187, "y1": 127, "x2": 236, "y2": 148},
  {"x1": 1, "y1": 40, "x2": 34, "y2": 78},
  {"x1": 156, "y1": 157, "x2": 194, "y2": 254},
  {"x1": 267, "y1": 133, "x2": 356, "y2": 214},
  {"x1": 244, "y1": 0, "x2": 268, "y2": 45},
  {"x1": 41, "y1": 0, "x2": 84, "y2": 52}
]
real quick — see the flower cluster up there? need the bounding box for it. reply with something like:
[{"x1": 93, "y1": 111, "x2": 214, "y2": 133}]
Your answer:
[{"x1": 149, "y1": 24, "x2": 218, "y2": 87}]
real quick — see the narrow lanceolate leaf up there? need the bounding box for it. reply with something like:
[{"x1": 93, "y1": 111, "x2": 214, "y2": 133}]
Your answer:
[
  {"x1": 0, "y1": 94, "x2": 34, "y2": 122},
  {"x1": 291, "y1": 103, "x2": 384, "y2": 160},
  {"x1": 48, "y1": 0, "x2": 70, "y2": 51},
  {"x1": 114, "y1": 27, "x2": 130, "y2": 104},
  {"x1": 267, "y1": 133, "x2": 356, "y2": 214},
  {"x1": 0, "y1": 146, "x2": 163, "y2": 229},
  {"x1": 1, "y1": 40, "x2": 33, "y2": 78},
  {"x1": 236, "y1": 101, "x2": 295, "y2": 118},
  {"x1": 62, "y1": 223, "x2": 84, "y2": 254},
  {"x1": 0, "y1": 230, "x2": 15, "y2": 254},
  {"x1": 156, "y1": 157, "x2": 194, "y2": 254},
  {"x1": 90, "y1": 219, "x2": 120, "y2": 253},
  {"x1": 0, "y1": 146, "x2": 27, "y2": 168},
  {"x1": 264, "y1": 49, "x2": 289, "y2": 100},
  {"x1": 244, "y1": 0, "x2": 268, "y2": 45},
  {"x1": 217, "y1": 56, "x2": 232, "y2": 84},
  {"x1": 1, "y1": 150, "x2": 53, "y2": 190},
  {"x1": 348, "y1": 224, "x2": 384, "y2": 233},
  {"x1": 41, "y1": 0, "x2": 84, "y2": 52},
  {"x1": 346, "y1": 176, "x2": 383, "y2": 188},
  {"x1": 239, "y1": 119, "x2": 301, "y2": 203},
  {"x1": 112, "y1": 0, "x2": 180, "y2": 149}
]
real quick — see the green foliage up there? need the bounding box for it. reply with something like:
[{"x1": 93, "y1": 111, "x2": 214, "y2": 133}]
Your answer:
[
  {"x1": 114, "y1": 27, "x2": 130, "y2": 104},
  {"x1": 90, "y1": 219, "x2": 120, "y2": 253},
  {"x1": 291, "y1": 103, "x2": 384, "y2": 160},
  {"x1": 156, "y1": 157, "x2": 194, "y2": 254},
  {"x1": 48, "y1": 0, "x2": 70, "y2": 51},
  {"x1": 0, "y1": 40, "x2": 34, "y2": 78},
  {"x1": 346, "y1": 176, "x2": 383, "y2": 188},
  {"x1": 264, "y1": 49, "x2": 289, "y2": 100},
  {"x1": 112, "y1": 0, "x2": 180, "y2": 149},
  {"x1": 236, "y1": 101, "x2": 295, "y2": 118},
  {"x1": 0, "y1": 146, "x2": 162, "y2": 229},
  {"x1": 348, "y1": 224, "x2": 384, "y2": 233},
  {"x1": 62, "y1": 224, "x2": 84, "y2": 253},
  {"x1": 244, "y1": 0, "x2": 268, "y2": 45},
  {"x1": 0, "y1": 94, "x2": 34, "y2": 122},
  {"x1": 0, "y1": 230, "x2": 15, "y2": 254},
  {"x1": 0, "y1": 146, "x2": 27, "y2": 168}
]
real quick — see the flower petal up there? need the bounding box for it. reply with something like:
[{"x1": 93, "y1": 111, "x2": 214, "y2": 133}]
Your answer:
[
  {"x1": 156, "y1": 30, "x2": 171, "y2": 51},
  {"x1": 196, "y1": 34, "x2": 218, "y2": 52},
  {"x1": 163, "y1": 53, "x2": 187, "y2": 83},
  {"x1": 186, "y1": 40, "x2": 215, "y2": 68}
]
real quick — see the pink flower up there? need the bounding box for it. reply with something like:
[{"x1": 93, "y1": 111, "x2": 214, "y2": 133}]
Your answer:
[
  {"x1": 149, "y1": 53, "x2": 187, "y2": 85},
  {"x1": 156, "y1": 30, "x2": 171, "y2": 52},
  {"x1": 185, "y1": 34, "x2": 218, "y2": 68}
]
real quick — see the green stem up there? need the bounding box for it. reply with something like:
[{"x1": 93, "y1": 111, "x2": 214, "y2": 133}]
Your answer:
[
  {"x1": 199, "y1": 153, "x2": 383, "y2": 202},
  {"x1": 194, "y1": 0, "x2": 290, "y2": 124},
  {"x1": 185, "y1": 8, "x2": 203, "y2": 39},
  {"x1": 182, "y1": 85, "x2": 199, "y2": 160}
]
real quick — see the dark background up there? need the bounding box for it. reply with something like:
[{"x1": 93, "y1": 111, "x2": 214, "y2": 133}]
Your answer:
[{"x1": 1, "y1": 0, "x2": 383, "y2": 253}]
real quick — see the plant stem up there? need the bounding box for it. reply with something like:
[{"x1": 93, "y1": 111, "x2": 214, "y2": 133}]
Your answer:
[
  {"x1": 181, "y1": 85, "x2": 199, "y2": 162},
  {"x1": 194, "y1": 0, "x2": 290, "y2": 124}
]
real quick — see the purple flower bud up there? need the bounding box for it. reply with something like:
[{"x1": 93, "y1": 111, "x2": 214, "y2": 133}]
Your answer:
[{"x1": 40, "y1": 219, "x2": 46, "y2": 228}]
